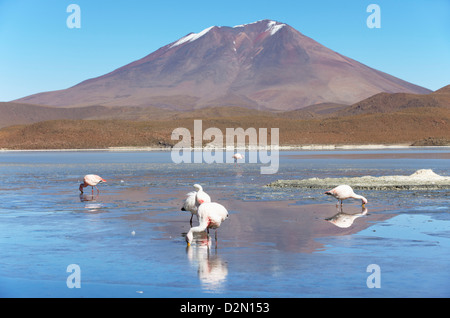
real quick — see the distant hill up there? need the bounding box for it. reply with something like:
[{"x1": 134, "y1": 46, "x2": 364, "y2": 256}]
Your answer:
[
  {"x1": 337, "y1": 84, "x2": 450, "y2": 116},
  {"x1": 14, "y1": 19, "x2": 430, "y2": 111},
  {"x1": 1, "y1": 85, "x2": 449, "y2": 149},
  {"x1": 279, "y1": 103, "x2": 349, "y2": 119},
  {"x1": 0, "y1": 102, "x2": 274, "y2": 128},
  {"x1": 0, "y1": 102, "x2": 117, "y2": 128},
  {"x1": 1, "y1": 106, "x2": 449, "y2": 149}
]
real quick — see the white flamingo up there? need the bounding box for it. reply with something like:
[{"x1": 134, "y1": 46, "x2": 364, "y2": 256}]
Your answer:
[
  {"x1": 181, "y1": 184, "x2": 211, "y2": 225},
  {"x1": 79, "y1": 174, "x2": 106, "y2": 194},
  {"x1": 185, "y1": 202, "x2": 229, "y2": 246},
  {"x1": 324, "y1": 184, "x2": 368, "y2": 206},
  {"x1": 232, "y1": 153, "x2": 244, "y2": 166}
]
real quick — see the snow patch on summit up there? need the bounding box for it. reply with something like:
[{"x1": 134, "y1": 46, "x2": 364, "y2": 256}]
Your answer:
[
  {"x1": 233, "y1": 20, "x2": 286, "y2": 35},
  {"x1": 170, "y1": 26, "x2": 214, "y2": 48},
  {"x1": 265, "y1": 21, "x2": 285, "y2": 35}
]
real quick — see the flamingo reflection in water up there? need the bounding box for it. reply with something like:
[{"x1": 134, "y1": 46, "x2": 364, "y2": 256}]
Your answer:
[
  {"x1": 325, "y1": 205, "x2": 368, "y2": 228},
  {"x1": 79, "y1": 193, "x2": 103, "y2": 212},
  {"x1": 186, "y1": 234, "x2": 228, "y2": 292}
]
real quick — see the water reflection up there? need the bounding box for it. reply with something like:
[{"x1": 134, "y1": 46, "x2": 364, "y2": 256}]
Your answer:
[
  {"x1": 186, "y1": 233, "x2": 228, "y2": 293},
  {"x1": 325, "y1": 206, "x2": 368, "y2": 228},
  {"x1": 79, "y1": 193, "x2": 98, "y2": 202},
  {"x1": 79, "y1": 193, "x2": 103, "y2": 212}
]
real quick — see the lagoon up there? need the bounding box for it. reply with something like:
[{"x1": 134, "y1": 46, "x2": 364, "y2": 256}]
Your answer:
[{"x1": 0, "y1": 148, "x2": 449, "y2": 297}]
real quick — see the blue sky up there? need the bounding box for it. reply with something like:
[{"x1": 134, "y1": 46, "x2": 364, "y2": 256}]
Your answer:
[{"x1": 0, "y1": 0, "x2": 449, "y2": 101}]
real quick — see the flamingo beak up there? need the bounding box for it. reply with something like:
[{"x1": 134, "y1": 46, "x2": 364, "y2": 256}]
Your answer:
[{"x1": 187, "y1": 242, "x2": 191, "y2": 247}]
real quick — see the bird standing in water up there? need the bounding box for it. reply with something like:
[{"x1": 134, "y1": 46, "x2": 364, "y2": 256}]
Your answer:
[
  {"x1": 324, "y1": 184, "x2": 368, "y2": 206},
  {"x1": 79, "y1": 174, "x2": 106, "y2": 194},
  {"x1": 232, "y1": 153, "x2": 244, "y2": 166},
  {"x1": 186, "y1": 202, "x2": 228, "y2": 246},
  {"x1": 181, "y1": 184, "x2": 211, "y2": 226}
]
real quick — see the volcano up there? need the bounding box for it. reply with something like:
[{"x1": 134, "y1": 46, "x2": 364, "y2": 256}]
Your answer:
[{"x1": 16, "y1": 20, "x2": 431, "y2": 111}]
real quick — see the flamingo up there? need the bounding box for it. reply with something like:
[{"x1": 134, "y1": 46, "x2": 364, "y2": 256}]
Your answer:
[
  {"x1": 232, "y1": 153, "x2": 244, "y2": 166},
  {"x1": 185, "y1": 202, "x2": 228, "y2": 246},
  {"x1": 181, "y1": 184, "x2": 211, "y2": 225},
  {"x1": 79, "y1": 174, "x2": 106, "y2": 194},
  {"x1": 324, "y1": 185, "x2": 368, "y2": 206}
]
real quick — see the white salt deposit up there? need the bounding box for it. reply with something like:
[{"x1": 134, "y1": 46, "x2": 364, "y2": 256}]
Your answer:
[{"x1": 267, "y1": 169, "x2": 450, "y2": 190}]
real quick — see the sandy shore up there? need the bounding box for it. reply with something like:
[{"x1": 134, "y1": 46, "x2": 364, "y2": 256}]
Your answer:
[
  {"x1": 2, "y1": 144, "x2": 450, "y2": 152},
  {"x1": 284, "y1": 152, "x2": 450, "y2": 159}
]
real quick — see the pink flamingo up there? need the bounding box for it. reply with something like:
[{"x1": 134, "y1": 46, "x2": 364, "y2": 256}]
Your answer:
[
  {"x1": 79, "y1": 174, "x2": 106, "y2": 194},
  {"x1": 232, "y1": 153, "x2": 244, "y2": 166},
  {"x1": 181, "y1": 184, "x2": 212, "y2": 226},
  {"x1": 324, "y1": 185, "x2": 368, "y2": 206},
  {"x1": 185, "y1": 202, "x2": 229, "y2": 246}
]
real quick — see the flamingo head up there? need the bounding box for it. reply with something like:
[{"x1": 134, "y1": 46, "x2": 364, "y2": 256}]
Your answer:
[
  {"x1": 362, "y1": 197, "x2": 368, "y2": 206},
  {"x1": 185, "y1": 230, "x2": 193, "y2": 246},
  {"x1": 193, "y1": 184, "x2": 203, "y2": 192},
  {"x1": 79, "y1": 183, "x2": 85, "y2": 193}
]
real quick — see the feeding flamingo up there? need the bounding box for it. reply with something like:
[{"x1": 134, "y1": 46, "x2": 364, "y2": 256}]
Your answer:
[
  {"x1": 324, "y1": 184, "x2": 368, "y2": 206},
  {"x1": 79, "y1": 174, "x2": 106, "y2": 194},
  {"x1": 181, "y1": 184, "x2": 211, "y2": 225},
  {"x1": 185, "y1": 202, "x2": 228, "y2": 246}
]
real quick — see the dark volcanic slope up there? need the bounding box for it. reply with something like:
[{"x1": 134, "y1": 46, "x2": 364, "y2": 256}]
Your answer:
[{"x1": 15, "y1": 20, "x2": 430, "y2": 110}]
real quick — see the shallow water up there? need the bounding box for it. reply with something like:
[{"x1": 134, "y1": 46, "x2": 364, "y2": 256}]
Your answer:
[{"x1": 0, "y1": 149, "x2": 449, "y2": 297}]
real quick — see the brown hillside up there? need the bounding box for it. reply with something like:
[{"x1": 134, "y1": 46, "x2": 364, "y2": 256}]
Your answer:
[
  {"x1": 0, "y1": 102, "x2": 274, "y2": 128},
  {"x1": 338, "y1": 87, "x2": 450, "y2": 116},
  {"x1": 1, "y1": 107, "x2": 449, "y2": 149}
]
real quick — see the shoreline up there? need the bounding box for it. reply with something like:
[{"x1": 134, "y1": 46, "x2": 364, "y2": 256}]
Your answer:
[{"x1": 1, "y1": 144, "x2": 450, "y2": 152}]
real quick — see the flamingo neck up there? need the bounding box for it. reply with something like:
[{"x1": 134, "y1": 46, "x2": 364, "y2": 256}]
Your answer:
[
  {"x1": 353, "y1": 194, "x2": 367, "y2": 203},
  {"x1": 190, "y1": 222, "x2": 208, "y2": 234}
]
